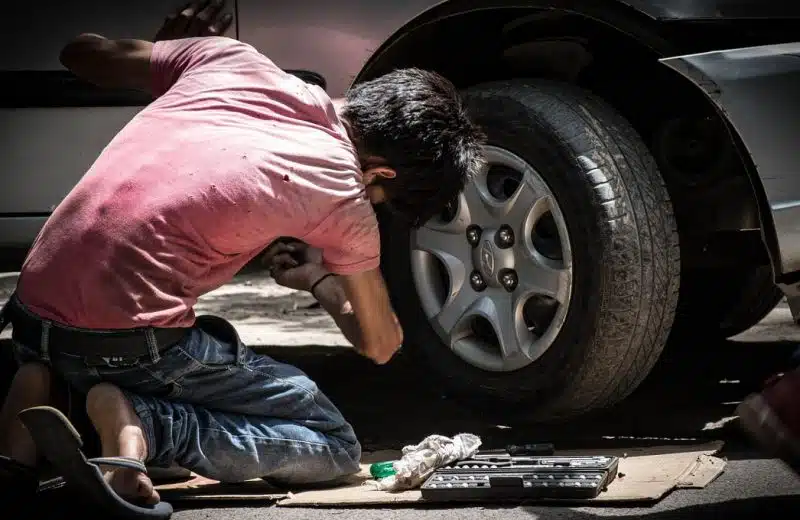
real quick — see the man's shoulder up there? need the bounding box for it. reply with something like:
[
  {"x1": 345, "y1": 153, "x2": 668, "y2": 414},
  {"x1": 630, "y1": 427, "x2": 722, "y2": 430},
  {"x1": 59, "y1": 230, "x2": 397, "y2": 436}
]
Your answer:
[
  {"x1": 158, "y1": 35, "x2": 256, "y2": 55},
  {"x1": 155, "y1": 36, "x2": 279, "y2": 75},
  {"x1": 201, "y1": 36, "x2": 263, "y2": 61}
]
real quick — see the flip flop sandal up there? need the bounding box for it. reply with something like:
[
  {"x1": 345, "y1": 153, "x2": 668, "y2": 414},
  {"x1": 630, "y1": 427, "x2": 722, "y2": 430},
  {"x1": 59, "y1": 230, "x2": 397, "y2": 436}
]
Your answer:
[{"x1": 18, "y1": 406, "x2": 173, "y2": 520}]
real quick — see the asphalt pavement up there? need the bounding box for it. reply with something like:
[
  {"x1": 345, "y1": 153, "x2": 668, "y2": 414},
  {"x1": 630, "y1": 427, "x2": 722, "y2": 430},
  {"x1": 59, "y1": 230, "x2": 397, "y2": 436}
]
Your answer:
[{"x1": 3, "y1": 273, "x2": 800, "y2": 518}]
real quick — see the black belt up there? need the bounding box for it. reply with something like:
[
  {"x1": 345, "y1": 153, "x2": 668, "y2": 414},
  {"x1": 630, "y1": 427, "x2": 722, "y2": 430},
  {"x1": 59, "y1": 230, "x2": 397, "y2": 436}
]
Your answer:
[{"x1": 5, "y1": 297, "x2": 189, "y2": 358}]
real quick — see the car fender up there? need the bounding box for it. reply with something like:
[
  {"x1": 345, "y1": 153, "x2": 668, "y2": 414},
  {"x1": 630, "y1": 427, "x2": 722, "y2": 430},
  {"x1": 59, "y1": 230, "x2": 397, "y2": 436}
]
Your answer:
[
  {"x1": 238, "y1": 0, "x2": 683, "y2": 97},
  {"x1": 660, "y1": 43, "x2": 800, "y2": 280}
]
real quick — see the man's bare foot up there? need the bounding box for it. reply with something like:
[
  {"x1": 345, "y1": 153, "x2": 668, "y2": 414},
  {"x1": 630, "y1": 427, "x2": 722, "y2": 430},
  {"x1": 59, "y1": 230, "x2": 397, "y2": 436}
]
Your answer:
[
  {"x1": 0, "y1": 363, "x2": 53, "y2": 466},
  {"x1": 85, "y1": 383, "x2": 160, "y2": 505}
]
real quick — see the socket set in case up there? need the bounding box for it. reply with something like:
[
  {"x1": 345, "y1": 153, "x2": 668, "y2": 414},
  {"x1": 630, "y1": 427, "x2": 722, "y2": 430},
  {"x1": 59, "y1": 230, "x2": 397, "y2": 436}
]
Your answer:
[{"x1": 420, "y1": 454, "x2": 619, "y2": 501}]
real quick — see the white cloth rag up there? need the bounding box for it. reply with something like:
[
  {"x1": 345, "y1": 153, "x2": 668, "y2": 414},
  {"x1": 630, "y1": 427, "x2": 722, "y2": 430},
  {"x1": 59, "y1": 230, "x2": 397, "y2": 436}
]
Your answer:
[{"x1": 365, "y1": 433, "x2": 482, "y2": 492}]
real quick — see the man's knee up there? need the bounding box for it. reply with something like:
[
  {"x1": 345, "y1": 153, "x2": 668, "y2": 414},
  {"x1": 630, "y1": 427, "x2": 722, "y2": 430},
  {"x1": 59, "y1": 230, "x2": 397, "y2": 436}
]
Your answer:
[
  {"x1": 189, "y1": 416, "x2": 362, "y2": 485},
  {"x1": 317, "y1": 425, "x2": 363, "y2": 482},
  {"x1": 263, "y1": 443, "x2": 363, "y2": 486},
  {"x1": 330, "y1": 421, "x2": 361, "y2": 463},
  {"x1": 339, "y1": 436, "x2": 362, "y2": 475}
]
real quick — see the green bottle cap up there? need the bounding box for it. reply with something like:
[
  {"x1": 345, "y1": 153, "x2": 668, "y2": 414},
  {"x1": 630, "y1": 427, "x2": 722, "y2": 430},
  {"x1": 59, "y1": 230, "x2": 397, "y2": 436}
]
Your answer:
[{"x1": 370, "y1": 461, "x2": 397, "y2": 479}]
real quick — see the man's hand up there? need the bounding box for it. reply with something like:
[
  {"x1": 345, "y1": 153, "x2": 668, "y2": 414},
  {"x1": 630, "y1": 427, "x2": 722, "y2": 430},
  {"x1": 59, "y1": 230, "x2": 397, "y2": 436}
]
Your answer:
[
  {"x1": 155, "y1": 0, "x2": 234, "y2": 41},
  {"x1": 262, "y1": 239, "x2": 327, "y2": 293},
  {"x1": 262, "y1": 240, "x2": 402, "y2": 365}
]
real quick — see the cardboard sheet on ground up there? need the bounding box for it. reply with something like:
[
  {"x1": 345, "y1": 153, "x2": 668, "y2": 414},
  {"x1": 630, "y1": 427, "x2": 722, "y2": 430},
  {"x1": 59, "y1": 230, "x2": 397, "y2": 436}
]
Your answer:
[{"x1": 154, "y1": 441, "x2": 726, "y2": 506}]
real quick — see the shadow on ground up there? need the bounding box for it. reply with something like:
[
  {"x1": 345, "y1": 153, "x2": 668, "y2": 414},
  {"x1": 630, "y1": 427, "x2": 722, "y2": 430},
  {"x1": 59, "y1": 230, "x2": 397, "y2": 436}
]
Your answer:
[{"x1": 254, "y1": 335, "x2": 799, "y2": 455}]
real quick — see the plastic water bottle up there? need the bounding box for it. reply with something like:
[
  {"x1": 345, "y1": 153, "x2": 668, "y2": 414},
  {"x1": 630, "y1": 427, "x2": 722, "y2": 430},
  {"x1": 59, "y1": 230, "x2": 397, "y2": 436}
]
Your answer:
[{"x1": 369, "y1": 461, "x2": 397, "y2": 479}]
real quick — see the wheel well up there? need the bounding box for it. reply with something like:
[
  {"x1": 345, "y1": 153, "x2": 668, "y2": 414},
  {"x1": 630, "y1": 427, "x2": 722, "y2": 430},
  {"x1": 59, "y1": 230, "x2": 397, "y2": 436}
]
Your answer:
[{"x1": 358, "y1": 8, "x2": 774, "y2": 273}]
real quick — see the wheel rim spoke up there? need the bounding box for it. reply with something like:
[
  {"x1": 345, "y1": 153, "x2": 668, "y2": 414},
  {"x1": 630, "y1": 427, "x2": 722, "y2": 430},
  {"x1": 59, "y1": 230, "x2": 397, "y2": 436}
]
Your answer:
[
  {"x1": 411, "y1": 219, "x2": 471, "y2": 268},
  {"x1": 463, "y1": 157, "x2": 546, "y2": 225},
  {"x1": 502, "y1": 177, "x2": 545, "y2": 224},
  {"x1": 464, "y1": 170, "x2": 500, "y2": 226},
  {"x1": 432, "y1": 283, "x2": 478, "y2": 343},
  {"x1": 515, "y1": 253, "x2": 570, "y2": 304},
  {"x1": 450, "y1": 293, "x2": 531, "y2": 367}
]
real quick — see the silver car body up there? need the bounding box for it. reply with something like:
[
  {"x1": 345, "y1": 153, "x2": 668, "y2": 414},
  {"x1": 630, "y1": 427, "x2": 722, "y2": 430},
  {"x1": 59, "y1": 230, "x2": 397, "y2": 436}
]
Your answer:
[{"x1": 661, "y1": 44, "x2": 800, "y2": 301}]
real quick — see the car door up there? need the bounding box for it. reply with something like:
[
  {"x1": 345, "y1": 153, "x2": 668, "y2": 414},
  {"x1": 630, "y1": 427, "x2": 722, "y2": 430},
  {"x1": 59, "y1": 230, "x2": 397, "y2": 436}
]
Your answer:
[{"x1": 0, "y1": 1, "x2": 239, "y2": 248}]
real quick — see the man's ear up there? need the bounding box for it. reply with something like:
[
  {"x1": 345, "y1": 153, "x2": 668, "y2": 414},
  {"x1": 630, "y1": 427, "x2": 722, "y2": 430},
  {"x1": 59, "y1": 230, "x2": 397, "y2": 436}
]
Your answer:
[{"x1": 364, "y1": 166, "x2": 396, "y2": 179}]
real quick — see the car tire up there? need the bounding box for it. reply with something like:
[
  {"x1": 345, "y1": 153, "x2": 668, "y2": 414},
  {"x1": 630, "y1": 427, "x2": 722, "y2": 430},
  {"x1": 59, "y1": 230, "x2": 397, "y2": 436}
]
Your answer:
[
  {"x1": 673, "y1": 264, "x2": 783, "y2": 340},
  {"x1": 379, "y1": 79, "x2": 681, "y2": 421}
]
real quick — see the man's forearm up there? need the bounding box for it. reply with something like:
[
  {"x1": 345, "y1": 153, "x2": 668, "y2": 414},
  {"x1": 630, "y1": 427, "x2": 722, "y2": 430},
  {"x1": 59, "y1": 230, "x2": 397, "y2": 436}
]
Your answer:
[
  {"x1": 60, "y1": 34, "x2": 154, "y2": 92},
  {"x1": 312, "y1": 274, "x2": 364, "y2": 350}
]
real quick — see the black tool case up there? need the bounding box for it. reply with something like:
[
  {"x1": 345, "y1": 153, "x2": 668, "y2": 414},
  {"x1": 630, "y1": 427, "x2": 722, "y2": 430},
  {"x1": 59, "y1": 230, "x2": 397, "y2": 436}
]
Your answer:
[{"x1": 420, "y1": 453, "x2": 619, "y2": 501}]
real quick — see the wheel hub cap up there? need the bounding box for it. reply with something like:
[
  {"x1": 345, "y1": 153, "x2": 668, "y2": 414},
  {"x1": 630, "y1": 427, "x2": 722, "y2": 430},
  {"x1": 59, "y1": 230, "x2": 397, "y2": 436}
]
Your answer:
[{"x1": 410, "y1": 146, "x2": 574, "y2": 372}]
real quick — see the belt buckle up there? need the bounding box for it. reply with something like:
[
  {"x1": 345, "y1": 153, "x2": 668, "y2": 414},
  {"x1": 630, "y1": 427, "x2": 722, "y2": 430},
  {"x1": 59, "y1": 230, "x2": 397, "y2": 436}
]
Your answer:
[{"x1": 84, "y1": 355, "x2": 141, "y2": 368}]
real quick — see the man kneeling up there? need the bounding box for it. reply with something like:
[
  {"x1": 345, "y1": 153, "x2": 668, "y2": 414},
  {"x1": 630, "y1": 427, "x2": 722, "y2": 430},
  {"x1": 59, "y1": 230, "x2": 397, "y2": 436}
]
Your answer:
[{"x1": 0, "y1": 1, "x2": 485, "y2": 515}]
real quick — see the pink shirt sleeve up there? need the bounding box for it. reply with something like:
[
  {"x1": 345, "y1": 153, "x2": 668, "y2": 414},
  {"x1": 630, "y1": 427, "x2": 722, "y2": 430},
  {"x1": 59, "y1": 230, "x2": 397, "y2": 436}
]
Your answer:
[
  {"x1": 307, "y1": 197, "x2": 382, "y2": 275},
  {"x1": 150, "y1": 37, "x2": 255, "y2": 97}
]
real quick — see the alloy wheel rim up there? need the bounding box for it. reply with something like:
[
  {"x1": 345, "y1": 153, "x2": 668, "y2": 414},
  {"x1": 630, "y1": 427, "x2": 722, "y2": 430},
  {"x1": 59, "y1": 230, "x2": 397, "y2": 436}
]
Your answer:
[{"x1": 410, "y1": 145, "x2": 573, "y2": 372}]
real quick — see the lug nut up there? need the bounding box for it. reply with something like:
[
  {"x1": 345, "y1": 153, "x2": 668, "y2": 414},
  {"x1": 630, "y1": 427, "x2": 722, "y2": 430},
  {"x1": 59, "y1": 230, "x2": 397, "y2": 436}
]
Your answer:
[
  {"x1": 466, "y1": 225, "x2": 482, "y2": 247},
  {"x1": 498, "y1": 268, "x2": 518, "y2": 292},
  {"x1": 470, "y1": 270, "x2": 487, "y2": 291},
  {"x1": 495, "y1": 225, "x2": 515, "y2": 249}
]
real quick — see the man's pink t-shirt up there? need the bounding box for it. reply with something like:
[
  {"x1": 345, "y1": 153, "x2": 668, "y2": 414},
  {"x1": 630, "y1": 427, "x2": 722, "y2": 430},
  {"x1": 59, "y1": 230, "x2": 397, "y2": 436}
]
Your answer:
[{"x1": 16, "y1": 37, "x2": 380, "y2": 330}]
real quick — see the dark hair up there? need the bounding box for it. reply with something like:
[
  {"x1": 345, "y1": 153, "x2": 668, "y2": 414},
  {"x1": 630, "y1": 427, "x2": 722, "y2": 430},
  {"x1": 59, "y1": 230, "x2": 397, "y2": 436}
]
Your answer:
[{"x1": 343, "y1": 68, "x2": 486, "y2": 228}]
